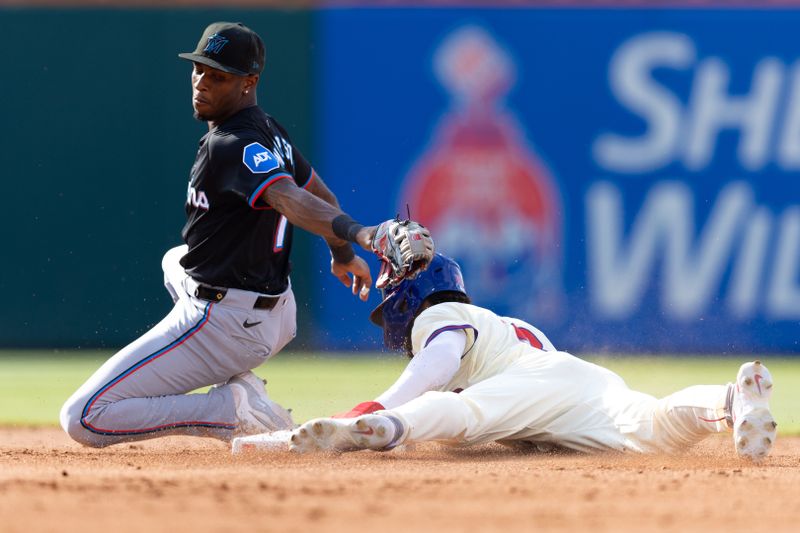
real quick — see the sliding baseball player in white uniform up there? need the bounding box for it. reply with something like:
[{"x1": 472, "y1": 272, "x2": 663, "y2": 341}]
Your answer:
[{"x1": 286, "y1": 254, "x2": 777, "y2": 462}]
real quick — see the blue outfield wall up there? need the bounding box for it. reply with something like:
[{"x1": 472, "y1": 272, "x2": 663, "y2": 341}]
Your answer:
[
  {"x1": 314, "y1": 8, "x2": 800, "y2": 354},
  {"x1": 2, "y1": 6, "x2": 798, "y2": 354}
]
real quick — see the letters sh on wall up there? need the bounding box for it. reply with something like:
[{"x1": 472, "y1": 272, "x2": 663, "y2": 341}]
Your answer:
[{"x1": 315, "y1": 8, "x2": 800, "y2": 354}]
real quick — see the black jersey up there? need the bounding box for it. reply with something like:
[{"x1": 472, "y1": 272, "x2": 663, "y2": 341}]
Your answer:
[{"x1": 180, "y1": 106, "x2": 313, "y2": 293}]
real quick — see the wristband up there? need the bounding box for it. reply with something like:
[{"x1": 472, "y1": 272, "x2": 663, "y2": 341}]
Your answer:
[
  {"x1": 332, "y1": 214, "x2": 365, "y2": 243},
  {"x1": 329, "y1": 243, "x2": 356, "y2": 264}
]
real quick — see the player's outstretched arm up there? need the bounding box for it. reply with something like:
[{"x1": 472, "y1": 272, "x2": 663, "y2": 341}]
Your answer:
[
  {"x1": 302, "y1": 172, "x2": 380, "y2": 250},
  {"x1": 263, "y1": 176, "x2": 374, "y2": 300},
  {"x1": 332, "y1": 329, "x2": 465, "y2": 418},
  {"x1": 263, "y1": 176, "x2": 371, "y2": 247},
  {"x1": 263, "y1": 175, "x2": 434, "y2": 291}
]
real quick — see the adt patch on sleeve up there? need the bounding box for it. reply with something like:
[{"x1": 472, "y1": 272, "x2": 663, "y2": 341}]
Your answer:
[{"x1": 242, "y1": 142, "x2": 281, "y2": 174}]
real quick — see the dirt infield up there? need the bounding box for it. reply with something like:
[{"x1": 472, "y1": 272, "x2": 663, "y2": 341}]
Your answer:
[{"x1": 1, "y1": 428, "x2": 798, "y2": 533}]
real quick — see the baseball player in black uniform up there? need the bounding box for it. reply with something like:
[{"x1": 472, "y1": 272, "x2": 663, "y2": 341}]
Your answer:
[{"x1": 60, "y1": 22, "x2": 433, "y2": 448}]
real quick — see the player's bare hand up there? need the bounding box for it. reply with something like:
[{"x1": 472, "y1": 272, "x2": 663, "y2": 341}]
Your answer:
[{"x1": 331, "y1": 256, "x2": 372, "y2": 301}]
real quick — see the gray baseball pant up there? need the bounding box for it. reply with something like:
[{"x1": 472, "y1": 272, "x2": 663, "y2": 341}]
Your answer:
[{"x1": 60, "y1": 246, "x2": 296, "y2": 447}]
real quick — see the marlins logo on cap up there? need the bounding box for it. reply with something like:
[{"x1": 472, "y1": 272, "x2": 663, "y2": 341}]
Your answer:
[
  {"x1": 178, "y1": 22, "x2": 266, "y2": 76},
  {"x1": 203, "y1": 34, "x2": 229, "y2": 55}
]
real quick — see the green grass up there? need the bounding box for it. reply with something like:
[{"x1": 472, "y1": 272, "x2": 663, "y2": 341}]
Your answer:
[
  {"x1": 1, "y1": 351, "x2": 798, "y2": 434},
  {"x1": 0, "y1": 351, "x2": 407, "y2": 426},
  {"x1": 594, "y1": 356, "x2": 800, "y2": 434}
]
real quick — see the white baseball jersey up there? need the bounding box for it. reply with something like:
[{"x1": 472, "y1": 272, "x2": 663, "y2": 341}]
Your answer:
[
  {"x1": 410, "y1": 302, "x2": 555, "y2": 393},
  {"x1": 386, "y1": 302, "x2": 731, "y2": 454}
]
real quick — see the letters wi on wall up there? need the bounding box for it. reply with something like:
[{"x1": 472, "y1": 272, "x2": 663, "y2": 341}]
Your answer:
[{"x1": 313, "y1": 8, "x2": 800, "y2": 354}]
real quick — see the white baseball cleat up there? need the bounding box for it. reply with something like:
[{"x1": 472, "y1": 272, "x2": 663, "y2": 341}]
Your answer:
[
  {"x1": 288, "y1": 415, "x2": 404, "y2": 453},
  {"x1": 731, "y1": 361, "x2": 777, "y2": 462},
  {"x1": 228, "y1": 371, "x2": 294, "y2": 437}
]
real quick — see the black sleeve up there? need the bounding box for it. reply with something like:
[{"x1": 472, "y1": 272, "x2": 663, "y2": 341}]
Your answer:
[
  {"x1": 208, "y1": 134, "x2": 295, "y2": 210},
  {"x1": 290, "y1": 144, "x2": 314, "y2": 190},
  {"x1": 273, "y1": 121, "x2": 314, "y2": 189}
]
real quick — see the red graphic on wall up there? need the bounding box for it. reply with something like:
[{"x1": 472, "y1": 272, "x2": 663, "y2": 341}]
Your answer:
[{"x1": 400, "y1": 26, "x2": 565, "y2": 322}]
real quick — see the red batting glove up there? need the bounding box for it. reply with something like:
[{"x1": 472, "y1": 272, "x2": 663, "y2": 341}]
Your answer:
[{"x1": 331, "y1": 401, "x2": 385, "y2": 419}]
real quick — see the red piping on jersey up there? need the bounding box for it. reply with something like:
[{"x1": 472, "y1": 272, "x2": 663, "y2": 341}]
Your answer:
[
  {"x1": 249, "y1": 172, "x2": 293, "y2": 209},
  {"x1": 304, "y1": 169, "x2": 317, "y2": 189}
]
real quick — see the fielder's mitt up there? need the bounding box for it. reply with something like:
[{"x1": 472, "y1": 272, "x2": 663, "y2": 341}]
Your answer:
[{"x1": 371, "y1": 218, "x2": 435, "y2": 288}]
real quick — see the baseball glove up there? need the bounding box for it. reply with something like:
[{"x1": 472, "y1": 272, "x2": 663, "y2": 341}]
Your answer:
[{"x1": 371, "y1": 218, "x2": 434, "y2": 289}]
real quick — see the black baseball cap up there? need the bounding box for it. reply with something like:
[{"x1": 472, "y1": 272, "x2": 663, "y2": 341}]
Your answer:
[{"x1": 178, "y1": 22, "x2": 265, "y2": 76}]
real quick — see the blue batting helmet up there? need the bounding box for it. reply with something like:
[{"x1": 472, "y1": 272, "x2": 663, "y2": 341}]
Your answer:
[{"x1": 369, "y1": 254, "x2": 467, "y2": 350}]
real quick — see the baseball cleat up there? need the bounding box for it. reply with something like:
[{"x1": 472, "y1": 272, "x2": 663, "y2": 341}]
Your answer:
[
  {"x1": 288, "y1": 415, "x2": 404, "y2": 454},
  {"x1": 731, "y1": 361, "x2": 777, "y2": 462},
  {"x1": 229, "y1": 371, "x2": 294, "y2": 437}
]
